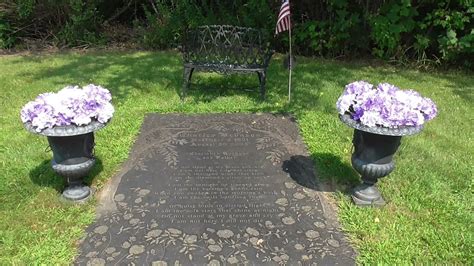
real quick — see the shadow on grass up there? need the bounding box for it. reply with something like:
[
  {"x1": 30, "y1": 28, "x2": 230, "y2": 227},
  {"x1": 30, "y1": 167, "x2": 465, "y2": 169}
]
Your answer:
[
  {"x1": 283, "y1": 153, "x2": 359, "y2": 194},
  {"x1": 29, "y1": 160, "x2": 63, "y2": 192},
  {"x1": 11, "y1": 51, "x2": 183, "y2": 103},
  {"x1": 185, "y1": 73, "x2": 266, "y2": 103},
  {"x1": 184, "y1": 56, "x2": 359, "y2": 112},
  {"x1": 9, "y1": 52, "x2": 361, "y2": 108},
  {"x1": 29, "y1": 158, "x2": 104, "y2": 194},
  {"x1": 9, "y1": 51, "x2": 474, "y2": 107},
  {"x1": 448, "y1": 78, "x2": 473, "y2": 102}
]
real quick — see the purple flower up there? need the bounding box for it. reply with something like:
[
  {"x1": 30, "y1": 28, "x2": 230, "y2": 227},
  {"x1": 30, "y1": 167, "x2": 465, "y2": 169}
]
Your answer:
[
  {"x1": 344, "y1": 81, "x2": 373, "y2": 95},
  {"x1": 377, "y1": 83, "x2": 399, "y2": 94},
  {"x1": 360, "y1": 110, "x2": 384, "y2": 128},
  {"x1": 336, "y1": 81, "x2": 437, "y2": 128},
  {"x1": 21, "y1": 84, "x2": 114, "y2": 131},
  {"x1": 420, "y1": 97, "x2": 438, "y2": 120},
  {"x1": 83, "y1": 84, "x2": 112, "y2": 102}
]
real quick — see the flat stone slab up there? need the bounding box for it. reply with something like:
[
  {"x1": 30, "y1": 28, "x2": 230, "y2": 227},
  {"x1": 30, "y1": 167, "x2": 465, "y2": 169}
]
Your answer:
[{"x1": 76, "y1": 114, "x2": 356, "y2": 265}]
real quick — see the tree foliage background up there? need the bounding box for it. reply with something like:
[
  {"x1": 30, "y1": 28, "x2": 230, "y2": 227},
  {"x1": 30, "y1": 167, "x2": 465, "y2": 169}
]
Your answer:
[{"x1": 0, "y1": 0, "x2": 472, "y2": 68}]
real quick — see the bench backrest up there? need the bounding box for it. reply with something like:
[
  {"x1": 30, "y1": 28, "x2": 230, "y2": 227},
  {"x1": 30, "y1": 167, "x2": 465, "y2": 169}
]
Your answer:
[{"x1": 183, "y1": 25, "x2": 273, "y2": 69}]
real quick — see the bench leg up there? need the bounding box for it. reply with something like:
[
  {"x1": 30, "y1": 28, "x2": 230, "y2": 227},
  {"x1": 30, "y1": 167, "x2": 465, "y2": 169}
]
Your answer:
[
  {"x1": 182, "y1": 67, "x2": 194, "y2": 100},
  {"x1": 257, "y1": 71, "x2": 266, "y2": 100}
]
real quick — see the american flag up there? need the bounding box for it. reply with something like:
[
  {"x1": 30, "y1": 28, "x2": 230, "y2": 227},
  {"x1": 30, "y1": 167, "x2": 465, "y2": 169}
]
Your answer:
[{"x1": 275, "y1": 0, "x2": 291, "y2": 35}]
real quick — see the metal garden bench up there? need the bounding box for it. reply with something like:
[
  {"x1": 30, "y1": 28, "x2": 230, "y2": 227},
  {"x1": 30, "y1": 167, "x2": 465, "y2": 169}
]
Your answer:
[{"x1": 181, "y1": 25, "x2": 273, "y2": 99}]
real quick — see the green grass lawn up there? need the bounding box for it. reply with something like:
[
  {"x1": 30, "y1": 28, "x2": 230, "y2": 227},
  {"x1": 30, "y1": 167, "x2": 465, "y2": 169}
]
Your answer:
[{"x1": 0, "y1": 51, "x2": 472, "y2": 264}]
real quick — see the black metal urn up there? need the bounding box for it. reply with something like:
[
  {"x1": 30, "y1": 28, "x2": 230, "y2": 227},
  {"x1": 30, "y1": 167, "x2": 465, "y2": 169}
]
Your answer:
[
  {"x1": 25, "y1": 121, "x2": 107, "y2": 202},
  {"x1": 340, "y1": 114, "x2": 423, "y2": 206}
]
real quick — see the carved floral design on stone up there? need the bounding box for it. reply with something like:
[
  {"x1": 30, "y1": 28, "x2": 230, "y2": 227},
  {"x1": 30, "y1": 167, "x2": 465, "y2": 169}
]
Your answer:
[
  {"x1": 81, "y1": 170, "x2": 349, "y2": 265},
  {"x1": 256, "y1": 136, "x2": 277, "y2": 150},
  {"x1": 256, "y1": 136, "x2": 286, "y2": 165},
  {"x1": 265, "y1": 149, "x2": 285, "y2": 165},
  {"x1": 134, "y1": 115, "x2": 295, "y2": 170},
  {"x1": 132, "y1": 130, "x2": 189, "y2": 170},
  {"x1": 77, "y1": 115, "x2": 353, "y2": 264},
  {"x1": 80, "y1": 180, "x2": 347, "y2": 264}
]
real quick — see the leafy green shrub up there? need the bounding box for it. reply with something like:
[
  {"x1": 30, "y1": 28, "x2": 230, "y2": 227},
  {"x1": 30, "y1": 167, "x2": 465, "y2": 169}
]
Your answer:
[
  {"x1": 369, "y1": 0, "x2": 417, "y2": 58},
  {"x1": 136, "y1": 0, "x2": 275, "y2": 50},
  {"x1": 0, "y1": 0, "x2": 472, "y2": 68},
  {"x1": 293, "y1": 0, "x2": 362, "y2": 57},
  {"x1": 16, "y1": 0, "x2": 35, "y2": 19},
  {"x1": 1, "y1": 0, "x2": 104, "y2": 48},
  {"x1": 137, "y1": 0, "x2": 205, "y2": 49},
  {"x1": 0, "y1": 19, "x2": 15, "y2": 48},
  {"x1": 57, "y1": 0, "x2": 104, "y2": 46},
  {"x1": 420, "y1": 2, "x2": 473, "y2": 67}
]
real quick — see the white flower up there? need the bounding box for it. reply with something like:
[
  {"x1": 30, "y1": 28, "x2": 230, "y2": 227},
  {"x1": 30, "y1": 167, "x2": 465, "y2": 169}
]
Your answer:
[
  {"x1": 72, "y1": 114, "x2": 92, "y2": 126},
  {"x1": 31, "y1": 112, "x2": 55, "y2": 131},
  {"x1": 360, "y1": 110, "x2": 383, "y2": 128},
  {"x1": 97, "y1": 102, "x2": 114, "y2": 123},
  {"x1": 336, "y1": 94, "x2": 355, "y2": 114},
  {"x1": 21, "y1": 84, "x2": 115, "y2": 131}
]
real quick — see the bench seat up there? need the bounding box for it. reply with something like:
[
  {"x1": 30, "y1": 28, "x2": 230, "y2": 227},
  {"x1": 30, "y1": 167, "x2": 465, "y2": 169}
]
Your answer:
[{"x1": 181, "y1": 25, "x2": 273, "y2": 99}]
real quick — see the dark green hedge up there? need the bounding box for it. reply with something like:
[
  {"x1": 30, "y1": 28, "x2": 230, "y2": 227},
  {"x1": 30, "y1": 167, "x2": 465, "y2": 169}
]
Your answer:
[{"x1": 1, "y1": 0, "x2": 472, "y2": 68}]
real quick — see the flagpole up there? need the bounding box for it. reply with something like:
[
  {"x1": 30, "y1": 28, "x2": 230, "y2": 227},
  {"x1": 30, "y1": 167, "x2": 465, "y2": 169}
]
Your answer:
[{"x1": 288, "y1": 17, "x2": 292, "y2": 103}]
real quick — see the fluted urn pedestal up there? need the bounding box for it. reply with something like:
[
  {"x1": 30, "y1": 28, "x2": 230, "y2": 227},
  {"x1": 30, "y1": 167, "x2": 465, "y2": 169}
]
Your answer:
[
  {"x1": 340, "y1": 114, "x2": 422, "y2": 207},
  {"x1": 25, "y1": 121, "x2": 107, "y2": 202}
]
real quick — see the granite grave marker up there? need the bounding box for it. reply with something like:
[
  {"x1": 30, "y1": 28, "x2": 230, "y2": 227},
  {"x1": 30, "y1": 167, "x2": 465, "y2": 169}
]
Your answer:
[{"x1": 76, "y1": 114, "x2": 355, "y2": 265}]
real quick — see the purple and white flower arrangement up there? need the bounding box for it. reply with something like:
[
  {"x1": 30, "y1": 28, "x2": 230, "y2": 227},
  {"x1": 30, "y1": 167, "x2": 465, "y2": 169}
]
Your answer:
[
  {"x1": 336, "y1": 81, "x2": 437, "y2": 128},
  {"x1": 21, "y1": 84, "x2": 114, "y2": 132}
]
